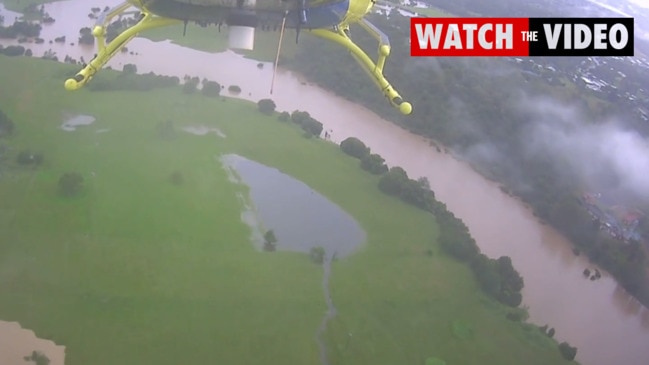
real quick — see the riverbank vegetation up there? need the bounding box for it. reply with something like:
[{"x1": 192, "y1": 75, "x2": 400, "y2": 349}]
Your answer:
[
  {"x1": 284, "y1": 11, "x2": 649, "y2": 308},
  {"x1": 339, "y1": 136, "x2": 525, "y2": 308},
  {"x1": 0, "y1": 55, "x2": 576, "y2": 365}
]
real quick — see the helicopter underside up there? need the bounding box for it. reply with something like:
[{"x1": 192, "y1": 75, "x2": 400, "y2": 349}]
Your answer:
[
  {"x1": 131, "y1": 0, "x2": 350, "y2": 29},
  {"x1": 63, "y1": 1, "x2": 412, "y2": 115}
]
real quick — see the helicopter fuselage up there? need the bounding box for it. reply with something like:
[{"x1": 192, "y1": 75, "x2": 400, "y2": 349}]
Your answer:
[{"x1": 126, "y1": 0, "x2": 372, "y2": 30}]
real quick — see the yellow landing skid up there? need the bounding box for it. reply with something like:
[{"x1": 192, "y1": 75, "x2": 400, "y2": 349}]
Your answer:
[{"x1": 64, "y1": 1, "x2": 412, "y2": 115}]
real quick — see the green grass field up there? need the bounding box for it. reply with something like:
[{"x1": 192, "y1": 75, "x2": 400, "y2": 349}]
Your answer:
[{"x1": 0, "y1": 55, "x2": 573, "y2": 365}]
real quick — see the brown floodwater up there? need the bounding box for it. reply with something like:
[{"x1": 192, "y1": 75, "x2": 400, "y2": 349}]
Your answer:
[{"x1": 1, "y1": 1, "x2": 648, "y2": 364}]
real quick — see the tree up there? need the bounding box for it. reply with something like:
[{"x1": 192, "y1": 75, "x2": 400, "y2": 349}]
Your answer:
[
  {"x1": 417, "y1": 176, "x2": 431, "y2": 190},
  {"x1": 399, "y1": 178, "x2": 434, "y2": 210},
  {"x1": 277, "y1": 111, "x2": 290, "y2": 122},
  {"x1": 471, "y1": 254, "x2": 501, "y2": 297},
  {"x1": 439, "y1": 225, "x2": 479, "y2": 262},
  {"x1": 182, "y1": 78, "x2": 199, "y2": 94},
  {"x1": 257, "y1": 99, "x2": 276, "y2": 115},
  {"x1": 263, "y1": 230, "x2": 277, "y2": 252},
  {"x1": 0, "y1": 45, "x2": 25, "y2": 56},
  {"x1": 123, "y1": 63, "x2": 137, "y2": 74},
  {"x1": 300, "y1": 117, "x2": 323, "y2": 137},
  {"x1": 378, "y1": 167, "x2": 409, "y2": 195},
  {"x1": 201, "y1": 80, "x2": 221, "y2": 97},
  {"x1": 340, "y1": 137, "x2": 370, "y2": 159},
  {"x1": 360, "y1": 153, "x2": 388, "y2": 174},
  {"x1": 58, "y1": 172, "x2": 84, "y2": 197},
  {"x1": 558, "y1": 342, "x2": 577, "y2": 361},
  {"x1": 495, "y1": 256, "x2": 524, "y2": 307},
  {"x1": 310, "y1": 246, "x2": 326, "y2": 264},
  {"x1": 290, "y1": 110, "x2": 311, "y2": 124}
]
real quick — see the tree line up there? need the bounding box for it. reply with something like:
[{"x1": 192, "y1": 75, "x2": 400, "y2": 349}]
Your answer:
[
  {"x1": 286, "y1": 11, "x2": 649, "y2": 307},
  {"x1": 341, "y1": 137, "x2": 525, "y2": 307}
]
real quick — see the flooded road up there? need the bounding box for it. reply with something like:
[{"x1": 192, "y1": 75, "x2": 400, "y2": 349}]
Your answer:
[{"x1": 1, "y1": 1, "x2": 649, "y2": 364}]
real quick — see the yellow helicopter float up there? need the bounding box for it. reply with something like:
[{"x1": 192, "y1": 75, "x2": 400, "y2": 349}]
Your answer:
[{"x1": 63, "y1": 0, "x2": 412, "y2": 115}]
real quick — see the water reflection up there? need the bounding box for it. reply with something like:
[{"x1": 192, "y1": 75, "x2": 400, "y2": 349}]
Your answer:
[{"x1": 221, "y1": 154, "x2": 365, "y2": 257}]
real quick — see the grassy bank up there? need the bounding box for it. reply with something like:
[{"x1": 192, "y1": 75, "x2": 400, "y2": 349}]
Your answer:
[{"x1": 0, "y1": 55, "x2": 572, "y2": 365}]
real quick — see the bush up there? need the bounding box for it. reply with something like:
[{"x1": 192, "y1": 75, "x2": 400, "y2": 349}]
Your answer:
[
  {"x1": 378, "y1": 167, "x2": 409, "y2": 195},
  {"x1": 300, "y1": 117, "x2": 323, "y2": 137},
  {"x1": 257, "y1": 99, "x2": 276, "y2": 115},
  {"x1": 340, "y1": 137, "x2": 370, "y2": 159},
  {"x1": 0, "y1": 45, "x2": 26, "y2": 56},
  {"x1": 290, "y1": 110, "x2": 310, "y2": 124},
  {"x1": 228, "y1": 85, "x2": 241, "y2": 93},
  {"x1": 123, "y1": 63, "x2": 137, "y2": 74},
  {"x1": 277, "y1": 111, "x2": 290, "y2": 122},
  {"x1": 201, "y1": 80, "x2": 221, "y2": 97},
  {"x1": 182, "y1": 79, "x2": 199, "y2": 94},
  {"x1": 558, "y1": 342, "x2": 577, "y2": 361},
  {"x1": 263, "y1": 230, "x2": 277, "y2": 252},
  {"x1": 360, "y1": 153, "x2": 388, "y2": 175},
  {"x1": 58, "y1": 172, "x2": 83, "y2": 197}
]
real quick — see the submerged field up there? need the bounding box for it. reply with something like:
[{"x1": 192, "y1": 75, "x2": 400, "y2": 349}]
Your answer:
[{"x1": 0, "y1": 56, "x2": 571, "y2": 365}]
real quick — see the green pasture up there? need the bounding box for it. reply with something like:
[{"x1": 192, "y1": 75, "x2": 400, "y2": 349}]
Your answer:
[{"x1": 0, "y1": 55, "x2": 572, "y2": 365}]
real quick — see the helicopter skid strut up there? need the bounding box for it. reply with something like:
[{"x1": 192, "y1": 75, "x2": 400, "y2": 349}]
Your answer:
[
  {"x1": 309, "y1": 20, "x2": 412, "y2": 115},
  {"x1": 64, "y1": 3, "x2": 180, "y2": 91},
  {"x1": 64, "y1": 2, "x2": 411, "y2": 115}
]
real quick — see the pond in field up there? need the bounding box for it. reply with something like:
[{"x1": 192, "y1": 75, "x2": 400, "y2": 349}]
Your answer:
[{"x1": 221, "y1": 154, "x2": 365, "y2": 258}]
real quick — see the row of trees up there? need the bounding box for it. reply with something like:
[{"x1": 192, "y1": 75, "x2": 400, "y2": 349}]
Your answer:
[
  {"x1": 0, "y1": 21, "x2": 42, "y2": 39},
  {"x1": 181, "y1": 76, "x2": 221, "y2": 97},
  {"x1": 256, "y1": 100, "x2": 324, "y2": 138},
  {"x1": 0, "y1": 44, "x2": 28, "y2": 56},
  {"x1": 86, "y1": 64, "x2": 181, "y2": 92},
  {"x1": 340, "y1": 137, "x2": 525, "y2": 307},
  {"x1": 337, "y1": 134, "x2": 580, "y2": 357},
  {"x1": 286, "y1": 11, "x2": 649, "y2": 307}
]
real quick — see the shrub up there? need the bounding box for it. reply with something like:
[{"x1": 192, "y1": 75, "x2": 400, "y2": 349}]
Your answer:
[
  {"x1": 340, "y1": 137, "x2": 370, "y2": 159},
  {"x1": 257, "y1": 99, "x2": 276, "y2": 115},
  {"x1": 201, "y1": 80, "x2": 221, "y2": 97},
  {"x1": 558, "y1": 342, "x2": 577, "y2": 361}
]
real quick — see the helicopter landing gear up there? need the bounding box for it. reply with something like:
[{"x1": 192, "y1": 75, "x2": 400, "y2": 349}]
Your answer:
[
  {"x1": 309, "y1": 18, "x2": 412, "y2": 115},
  {"x1": 64, "y1": 2, "x2": 180, "y2": 91}
]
